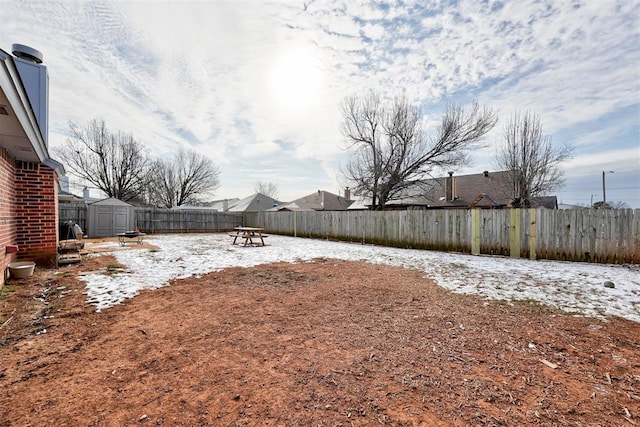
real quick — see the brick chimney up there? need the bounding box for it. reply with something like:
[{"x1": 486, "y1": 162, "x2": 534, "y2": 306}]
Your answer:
[
  {"x1": 344, "y1": 187, "x2": 351, "y2": 201},
  {"x1": 446, "y1": 171, "x2": 456, "y2": 202}
]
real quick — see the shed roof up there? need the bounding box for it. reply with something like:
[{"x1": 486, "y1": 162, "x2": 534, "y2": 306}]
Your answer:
[{"x1": 88, "y1": 197, "x2": 133, "y2": 207}]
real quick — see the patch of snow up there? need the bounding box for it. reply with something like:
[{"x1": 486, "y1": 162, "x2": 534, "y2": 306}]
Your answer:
[{"x1": 79, "y1": 234, "x2": 640, "y2": 322}]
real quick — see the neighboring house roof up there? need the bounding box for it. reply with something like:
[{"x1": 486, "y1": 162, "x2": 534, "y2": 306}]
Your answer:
[
  {"x1": 346, "y1": 198, "x2": 370, "y2": 210},
  {"x1": 558, "y1": 203, "x2": 585, "y2": 210},
  {"x1": 171, "y1": 204, "x2": 220, "y2": 210},
  {"x1": 275, "y1": 190, "x2": 353, "y2": 211},
  {"x1": 0, "y1": 46, "x2": 64, "y2": 175},
  {"x1": 385, "y1": 171, "x2": 512, "y2": 209},
  {"x1": 271, "y1": 202, "x2": 311, "y2": 212},
  {"x1": 58, "y1": 190, "x2": 83, "y2": 203},
  {"x1": 386, "y1": 170, "x2": 558, "y2": 209},
  {"x1": 529, "y1": 196, "x2": 558, "y2": 209},
  {"x1": 228, "y1": 193, "x2": 280, "y2": 212},
  {"x1": 206, "y1": 198, "x2": 240, "y2": 211}
]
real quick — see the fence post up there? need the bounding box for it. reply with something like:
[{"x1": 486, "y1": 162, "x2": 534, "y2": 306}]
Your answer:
[
  {"x1": 294, "y1": 211, "x2": 297, "y2": 237},
  {"x1": 510, "y1": 208, "x2": 521, "y2": 258},
  {"x1": 529, "y1": 208, "x2": 537, "y2": 260},
  {"x1": 471, "y1": 208, "x2": 480, "y2": 255}
]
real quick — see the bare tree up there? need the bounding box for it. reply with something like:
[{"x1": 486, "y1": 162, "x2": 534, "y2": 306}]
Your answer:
[
  {"x1": 148, "y1": 149, "x2": 220, "y2": 208},
  {"x1": 496, "y1": 111, "x2": 573, "y2": 208},
  {"x1": 254, "y1": 181, "x2": 279, "y2": 199},
  {"x1": 592, "y1": 200, "x2": 628, "y2": 209},
  {"x1": 341, "y1": 92, "x2": 497, "y2": 209},
  {"x1": 54, "y1": 119, "x2": 152, "y2": 201},
  {"x1": 341, "y1": 91, "x2": 384, "y2": 208}
]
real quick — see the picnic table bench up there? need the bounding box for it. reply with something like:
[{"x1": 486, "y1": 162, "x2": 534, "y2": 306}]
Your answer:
[
  {"x1": 117, "y1": 231, "x2": 146, "y2": 246},
  {"x1": 229, "y1": 227, "x2": 268, "y2": 246}
]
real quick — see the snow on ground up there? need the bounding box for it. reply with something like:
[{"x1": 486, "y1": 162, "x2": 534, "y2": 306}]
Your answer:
[{"x1": 80, "y1": 234, "x2": 640, "y2": 322}]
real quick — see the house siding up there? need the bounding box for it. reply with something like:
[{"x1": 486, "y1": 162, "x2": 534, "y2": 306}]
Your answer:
[
  {"x1": 15, "y1": 160, "x2": 59, "y2": 268},
  {"x1": 0, "y1": 147, "x2": 18, "y2": 285}
]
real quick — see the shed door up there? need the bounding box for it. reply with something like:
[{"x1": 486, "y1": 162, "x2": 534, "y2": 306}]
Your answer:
[
  {"x1": 94, "y1": 206, "x2": 114, "y2": 237},
  {"x1": 113, "y1": 207, "x2": 130, "y2": 235}
]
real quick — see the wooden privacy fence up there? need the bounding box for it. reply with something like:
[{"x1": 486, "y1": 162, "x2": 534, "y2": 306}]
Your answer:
[
  {"x1": 58, "y1": 202, "x2": 87, "y2": 231},
  {"x1": 59, "y1": 204, "x2": 639, "y2": 263},
  {"x1": 245, "y1": 208, "x2": 640, "y2": 264},
  {"x1": 134, "y1": 209, "x2": 243, "y2": 233},
  {"x1": 58, "y1": 205, "x2": 244, "y2": 235}
]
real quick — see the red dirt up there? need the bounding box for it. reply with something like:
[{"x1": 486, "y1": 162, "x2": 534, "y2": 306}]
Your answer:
[{"x1": 0, "y1": 239, "x2": 638, "y2": 426}]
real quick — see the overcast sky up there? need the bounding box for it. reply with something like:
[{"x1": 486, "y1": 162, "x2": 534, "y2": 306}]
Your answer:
[{"x1": 2, "y1": 0, "x2": 639, "y2": 207}]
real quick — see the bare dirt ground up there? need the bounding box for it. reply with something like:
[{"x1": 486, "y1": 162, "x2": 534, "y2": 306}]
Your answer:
[{"x1": 0, "y1": 238, "x2": 639, "y2": 426}]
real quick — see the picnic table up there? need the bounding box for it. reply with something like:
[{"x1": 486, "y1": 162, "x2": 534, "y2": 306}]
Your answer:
[
  {"x1": 117, "y1": 231, "x2": 146, "y2": 246},
  {"x1": 229, "y1": 227, "x2": 268, "y2": 247}
]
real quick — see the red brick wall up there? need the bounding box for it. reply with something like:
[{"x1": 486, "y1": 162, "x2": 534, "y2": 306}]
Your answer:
[
  {"x1": 0, "y1": 147, "x2": 17, "y2": 285},
  {"x1": 15, "y1": 160, "x2": 59, "y2": 268}
]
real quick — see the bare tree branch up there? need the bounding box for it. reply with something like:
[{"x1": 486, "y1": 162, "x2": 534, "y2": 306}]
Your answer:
[
  {"x1": 495, "y1": 111, "x2": 574, "y2": 208},
  {"x1": 254, "y1": 181, "x2": 279, "y2": 199},
  {"x1": 340, "y1": 91, "x2": 384, "y2": 208},
  {"x1": 341, "y1": 94, "x2": 497, "y2": 209},
  {"x1": 148, "y1": 149, "x2": 220, "y2": 208},
  {"x1": 54, "y1": 119, "x2": 152, "y2": 201}
]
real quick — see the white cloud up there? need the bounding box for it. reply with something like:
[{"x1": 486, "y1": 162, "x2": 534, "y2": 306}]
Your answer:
[
  {"x1": 1, "y1": 0, "x2": 637, "y2": 206},
  {"x1": 564, "y1": 147, "x2": 640, "y2": 177}
]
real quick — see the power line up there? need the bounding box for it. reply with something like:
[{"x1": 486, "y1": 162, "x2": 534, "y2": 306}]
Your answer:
[{"x1": 564, "y1": 185, "x2": 640, "y2": 191}]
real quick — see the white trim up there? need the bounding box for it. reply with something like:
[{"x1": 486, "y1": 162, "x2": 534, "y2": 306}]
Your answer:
[{"x1": 0, "y1": 50, "x2": 50, "y2": 163}]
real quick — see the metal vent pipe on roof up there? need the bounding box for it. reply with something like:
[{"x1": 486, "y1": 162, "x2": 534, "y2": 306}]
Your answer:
[
  {"x1": 10, "y1": 43, "x2": 49, "y2": 146},
  {"x1": 11, "y1": 44, "x2": 43, "y2": 63}
]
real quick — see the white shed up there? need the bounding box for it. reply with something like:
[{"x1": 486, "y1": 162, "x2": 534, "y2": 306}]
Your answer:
[{"x1": 87, "y1": 198, "x2": 135, "y2": 237}]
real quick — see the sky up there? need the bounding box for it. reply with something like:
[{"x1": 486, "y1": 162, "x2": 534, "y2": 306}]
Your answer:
[
  {"x1": 82, "y1": 233, "x2": 640, "y2": 322},
  {"x1": 1, "y1": 0, "x2": 639, "y2": 207}
]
